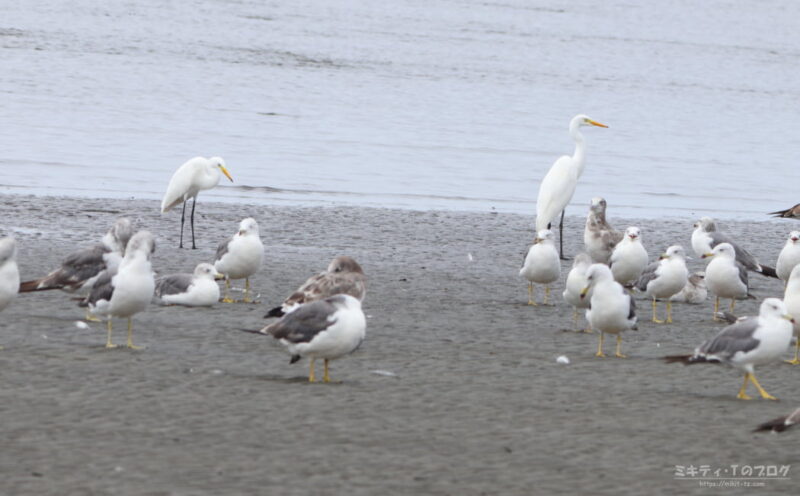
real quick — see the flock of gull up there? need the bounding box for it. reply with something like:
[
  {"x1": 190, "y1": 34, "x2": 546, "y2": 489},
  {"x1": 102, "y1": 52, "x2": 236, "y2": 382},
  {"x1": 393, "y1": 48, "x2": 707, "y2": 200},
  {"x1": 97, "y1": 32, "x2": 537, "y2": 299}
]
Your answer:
[
  {"x1": 519, "y1": 114, "x2": 800, "y2": 433},
  {"x1": 0, "y1": 156, "x2": 367, "y2": 383},
  {"x1": 2, "y1": 116, "x2": 800, "y2": 432}
]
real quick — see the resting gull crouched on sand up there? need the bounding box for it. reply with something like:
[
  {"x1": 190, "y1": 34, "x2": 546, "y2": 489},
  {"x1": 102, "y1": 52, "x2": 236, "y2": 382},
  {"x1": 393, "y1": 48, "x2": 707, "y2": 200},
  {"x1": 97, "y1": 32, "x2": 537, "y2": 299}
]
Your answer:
[
  {"x1": 635, "y1": 245, "x2": 688, "y2": 324},
  {"x1": 0, "y1": 237, "x2": 20, "y2": 313},
  {"x1": 519, "y1": 230, "x2": 560, "y2": 306},
  {"x1": 702, "y1": 243, "x2": 749, "y2": 320},
  {"x1": 754, "y1": 407, "x2": 800, "y2": 433},
  {"x1": 214, "y1": 218, "x2": 264, "y2": 304},
  {"x1": 266, "y1": 256, "x2": 367, "y2": 318},
  {"x1": 583, "y1": 197, "x2": 623, "y2": 265},
  {"x1": 782, "y1": 264, "x2": 800, "y2": 364},
  {"x1": 161, "y1": 156, "x2": 233, "y2": 249},
  {"x1": 80, "y1": 231, "x2": 156, "y2": 349},
  {"x1": 691, "y1": 217, "x2": 777, "y2": 278},
  {"x1": 609, "y1": 226, "x2": 648, "y2": 286},
  {"x1": 562, "y1": 253, "x2": 592, "y2": 331},
  {"x1": 154, "y1": 263, "x2": 222, "y2": 307},
  {"x1": 664, "y1": 298, "x2": 794, "y2": 400},
  {"x1": 581, "y1": 264, "x2": 636, "y2": 358},
  {"x1": 670, "y1": 272, "x2": 707, "y2": 304},
  {"x1": 776, "y1": 231, "x2": 800, "y2": 283},
  {"x1": 254, "y1": 294, "x2": 366, "y2": 383}
]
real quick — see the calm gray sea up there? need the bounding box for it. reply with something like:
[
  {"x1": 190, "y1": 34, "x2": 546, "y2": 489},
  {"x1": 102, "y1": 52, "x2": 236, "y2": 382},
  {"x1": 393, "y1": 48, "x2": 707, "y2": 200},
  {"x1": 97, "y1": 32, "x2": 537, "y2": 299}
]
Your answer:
[{"x1": 2, "y1": 0, "x2": 799, "y2": 220}]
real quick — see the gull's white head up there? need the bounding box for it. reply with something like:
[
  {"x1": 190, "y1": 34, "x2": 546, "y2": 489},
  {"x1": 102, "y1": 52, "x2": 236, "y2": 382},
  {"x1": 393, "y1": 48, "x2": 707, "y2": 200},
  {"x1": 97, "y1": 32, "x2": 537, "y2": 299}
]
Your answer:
[
  {"x1": 589, "y1": 197, "x2": 607, "y2": 213},
  {"x1": 759, "y1": 297, "x2": 794, "y2": 323},
  {"x1": 126, "y1": 231, "x2": 156, "y2": 260},
  {"x1": 703, "y1": 242, "x2": 734, "y2": 260},
  {"x1": 104, "y1": 217, "x2": 134, "y2": 254},
  {"x1": 789, "y1": 231, "x2": 800, "y2": 244},
  {"x1": 693, "y1": 217, "x2": 716, "y2": 232},
  {"x1": 194, "y1": 262, "x2": 221, "y2": 279},
  {"x1": 581, "y1": 263, "x2": 613, "y2": 298},
  {"x1": 535, "y1": 229, "x2": 556, "y2": 244},
  {"x1": 209, "y1": 156, "x2": 233, "y2": 182},
  {"x1": 660, "y1": 245, "x2": 686, "y2": 260},
  {"x1": 572, "y1": 252, "x2": 592, "y2": 269},
  {"x1": 327, "y1": 256, "x2": 365, "y2": 275},
  {"x1": 0, "y1": 236, "x2": 17, "y2": 265},
  {"x1": 625, "y1": 226, "x2": 641, "y2": 241},
  {"x1": 238, "y1": 218, "x2": 259, "y2": 236}
]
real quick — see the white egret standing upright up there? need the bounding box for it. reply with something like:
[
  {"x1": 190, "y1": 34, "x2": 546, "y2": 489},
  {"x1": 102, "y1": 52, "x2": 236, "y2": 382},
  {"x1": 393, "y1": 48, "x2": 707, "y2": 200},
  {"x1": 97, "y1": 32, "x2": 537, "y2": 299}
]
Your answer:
[
  {"x1": 161, "y1": 156, "x2": 233, "y2": 249},
  {"x1": 535, "y1": 114, "x2": 608, "y2": 259}
]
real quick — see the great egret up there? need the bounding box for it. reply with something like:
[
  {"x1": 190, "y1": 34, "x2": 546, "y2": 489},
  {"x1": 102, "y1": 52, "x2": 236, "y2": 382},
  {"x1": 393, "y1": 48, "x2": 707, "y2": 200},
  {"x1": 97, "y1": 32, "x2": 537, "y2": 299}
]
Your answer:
[
  {"x1": 80, "y1": 231, "x2": 156, "y2": 349},
  {"x1": 214, "y1": 218, "x2": 264, "y2": 303},
  {"x1": 535, "y1": 114, "x2": 608, "y2": 259},
  {"x1": 161, "y1": 156, "x2": 233, "y2": 249}
]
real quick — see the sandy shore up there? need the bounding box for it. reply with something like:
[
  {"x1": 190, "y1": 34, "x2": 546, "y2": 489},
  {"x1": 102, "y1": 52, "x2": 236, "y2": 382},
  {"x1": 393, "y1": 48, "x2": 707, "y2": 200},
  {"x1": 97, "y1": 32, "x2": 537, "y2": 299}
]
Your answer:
[{"x1": 0, "y1": 194, "x2": 797, "y2": 495}]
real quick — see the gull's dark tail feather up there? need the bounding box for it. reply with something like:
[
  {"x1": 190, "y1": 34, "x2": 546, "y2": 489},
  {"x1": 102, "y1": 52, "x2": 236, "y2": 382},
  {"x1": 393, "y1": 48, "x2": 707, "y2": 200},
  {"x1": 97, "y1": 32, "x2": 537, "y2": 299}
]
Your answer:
[
  {"x1": 758, "y1": 264, "x2": 779, "y2": 279},
  {"x1": 663, "y1": 355, "x2": 720, "y2": 365},
  {"x1": 264, "y1": 306, "x2": 285, "y2": 318},
  {"x1": 19, "y1": 279, "x2": 59, "y2": 292},
  {"x1": 769, "y1": 206, "x2": 798, "y2": 218},
  {"x1": 753, "y1": 416, "x2": 793, "y2": 433},
  {"x1": 235, "y1": 327, "x2": 267, "y2": 336}
]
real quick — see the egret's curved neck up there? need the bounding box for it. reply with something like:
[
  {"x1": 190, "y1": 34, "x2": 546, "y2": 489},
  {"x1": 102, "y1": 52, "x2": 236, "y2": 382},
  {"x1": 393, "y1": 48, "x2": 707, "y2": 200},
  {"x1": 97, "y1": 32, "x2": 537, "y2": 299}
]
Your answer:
[
  {"x1": 569, "y1": 123, "x2": 587, "y2": 177},
  {"x1": 199, "y1": 165, "x2": 220, "y2": 190}
]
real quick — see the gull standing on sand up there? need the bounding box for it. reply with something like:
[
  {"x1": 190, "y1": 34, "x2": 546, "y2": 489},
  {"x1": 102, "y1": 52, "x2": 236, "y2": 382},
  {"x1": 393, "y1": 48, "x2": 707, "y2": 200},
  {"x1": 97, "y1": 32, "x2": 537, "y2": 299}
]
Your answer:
[
  {"x1": 81, "y1": 231, "x2": 156, "y2": 349},
  {"x1": 254, "y1": 294, "x2": 366, "y2": 383},
  {"x1": 610, "y1": 226, "x2": 648, "y2": 286},
  {"x1": 19, "y1": 218, "x2": 133, "y2": 294},
  {"x1": 702, "y1": 243, "x2": 749, "y2": 319},
  {"x1": 581, "y1": 264, "x2": 637, "y2": 358},
  {"x1": 562, "y1": 253, "x2": 592, "y2": 331},
  {"x1": 520, "y1": 230, "x2": 560, "y2": 305},
  {"x1": 664, "y1": 298, "x2": 794, "y2": 400},
  {"x1": 161, "y1": 156, "x2": 233, "y2": 249},
  {"x1": 214, "y1": 218, "x2": 264, "y2": 303},
  {"x1": 0, "y1": 237, "x2": 20, "y2": 312},
  {"x1": 691, "y1": 217, "x2": 777, "y2": 278},
  {"x1": 670, "y1": 272, "x2": 707, "y2": 304},
  {"x1": 154, "y1": 263, "x2": 222, "y2": 307},
  {"x1": 635, "y1": 245, "x2": 689, "y2": 324},
  {"x1": 782, "y1": 265, "x2": 800, "y2": 364},
  {"x1": 776, "y1": 231, "x2": 800, "y2": 283},
  {"x1": 754, "y1": 407, "x2": 800, "y2": 433},
  {"x1": 535, "y1": 114, "x2": 608, "y2": 259},
  {"x1": 584, "y1": 197, "x2": 623, "y2": 264},
  {"x1": 265, "y1": 256, "x2": 367, "y2": 318}
]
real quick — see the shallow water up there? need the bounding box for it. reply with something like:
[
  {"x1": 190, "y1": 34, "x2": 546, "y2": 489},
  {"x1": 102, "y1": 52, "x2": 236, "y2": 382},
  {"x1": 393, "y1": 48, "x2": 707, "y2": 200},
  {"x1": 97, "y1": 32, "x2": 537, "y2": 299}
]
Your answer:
[{"x1": 2, "y1": 0, "x2": 800, "y2": 219}]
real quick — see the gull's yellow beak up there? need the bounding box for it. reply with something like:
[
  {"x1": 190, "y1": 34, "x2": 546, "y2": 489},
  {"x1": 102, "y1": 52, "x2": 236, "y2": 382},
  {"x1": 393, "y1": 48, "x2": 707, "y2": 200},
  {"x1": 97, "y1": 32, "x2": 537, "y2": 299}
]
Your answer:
[
  {"x1": 219, "y1": 165, "x2": 234, "y2": 182},
  {"x1": 214, "y1": 272, "x2": 226, "y2": 280},
  {"x1": 659, "y1": 253, "x2": 669, "y2": 260},
  {"x1": 783, "y1": 314, "x2": 795, "y2": 324},
  {"x1": 587, "y1": 119, "x2": 608, "y2": 128},
  {"x1": 580, "y1": 287, "x2": 589, "y2": 299},
  {"x1": 701, "y1": 252, "x2": 714, "y2": 259}
]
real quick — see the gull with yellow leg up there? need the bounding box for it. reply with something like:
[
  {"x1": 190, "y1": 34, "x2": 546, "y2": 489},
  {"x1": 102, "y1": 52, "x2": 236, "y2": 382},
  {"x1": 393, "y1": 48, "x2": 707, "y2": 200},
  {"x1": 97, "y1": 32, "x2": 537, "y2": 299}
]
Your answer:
[
  {"x1": 702, "y1": 243, "x2": 748, "y2": 321},
  {"x1": 782, "y1": 264, "x2": 800, "y2": 364},
  {"x1": 635, "y1": 245, "x2": 688, "y2": 324},
  {"x1": 520, "y1": 229, "x2": 560, "y2": 306},
  {"x1": 580, "y1": 264, "x2": 637, "y2": 358},
  {"x1": 562, "y1": 253, "x2": 592, "y2": 332},
  {"x1": 214, "y1": 218, "x2": 264, "y2": 303},
  {"x1": 664, "y1": 298, "x2": 794, "y2": 400}
]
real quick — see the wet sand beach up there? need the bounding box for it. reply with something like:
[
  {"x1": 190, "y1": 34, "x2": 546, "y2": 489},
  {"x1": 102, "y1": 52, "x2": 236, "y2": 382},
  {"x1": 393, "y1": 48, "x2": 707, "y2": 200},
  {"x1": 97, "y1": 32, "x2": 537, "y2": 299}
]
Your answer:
[{"x1": 0, "y1": 194, "x2": 797, "y2": 495}]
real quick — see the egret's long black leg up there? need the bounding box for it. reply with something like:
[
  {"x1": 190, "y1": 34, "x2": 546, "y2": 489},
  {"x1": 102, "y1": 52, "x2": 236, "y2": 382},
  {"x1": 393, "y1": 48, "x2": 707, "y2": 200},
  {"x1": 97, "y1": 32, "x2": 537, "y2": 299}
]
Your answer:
[
  {"x1": 190, "y1": 196, "x2": 197, "y2": 249},
  {"x1": 558, "y1": 210, "x2": 568, "y2": 260},
  {"x1": 179, "y1": 200, "x2": 187, "y2": 248}
]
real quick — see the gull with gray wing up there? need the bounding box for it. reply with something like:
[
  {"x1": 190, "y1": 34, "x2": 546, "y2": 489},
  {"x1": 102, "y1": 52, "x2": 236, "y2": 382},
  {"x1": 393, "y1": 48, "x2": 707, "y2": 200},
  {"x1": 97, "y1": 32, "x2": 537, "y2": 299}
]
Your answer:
[
  {"x1": 702, "y1": 243, "x2": 749, "y2": 320},
  {"x1": 583, "y1": 197, "x2": 623, "y2": 264},
  {"x1": 691, "y1": 217, "x2": 777, "y2": 278},
  {"x1": 154, "y1": 263, "x2": 222, "y2": 307},
  {"x1": 635, "y1": 245, "x2": 688, "y2": 324}
]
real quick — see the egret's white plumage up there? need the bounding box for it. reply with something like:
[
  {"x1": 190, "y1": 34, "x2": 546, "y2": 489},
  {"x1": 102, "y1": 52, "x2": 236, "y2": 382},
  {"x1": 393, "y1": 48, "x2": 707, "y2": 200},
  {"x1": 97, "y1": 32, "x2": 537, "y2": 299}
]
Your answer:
[
  {"x1": 776, "y1": 231, "x2": 800, "y2": 282},
  {"x1": 782, "y1": 264, "x2": 800, "y2": 364},
  {"x1": 258, "y1": 294, "x2": 366, "y2": 383},
  {"x1": 703, "y1": 242, "x2": 749, "y2": 320},
  {"x1": 82, "y1": 231, "x2": 156, "y2": 349},
  {"x1": 161, "y1": 156, "x2": 233, "y2": 249},
  {"x1": 520, "y1": 229, "x2": 560, "y2": 305},
  {"x1": 154, "y1": 263, "x2": 221, "y2": 307},
  {"x1": 535, "y1": 114, "x2": 607, "y2": 258},
  {"x1": 635, "y1": 245, "x2": 689, "y2": 323},
  {"x1": 665, "y1": 298, "x2": 794, "y2": 400},
  {"x1": 0, "y1": 237, "x2": 20, "y2": 312},
  {"x1": 562, "y1": 253, "x2": 592, "y2": 331},
  {"x1": 214, "y1": 218, "x2": 264, "y2": 303},
  {"x1": 581, "y1": 264, "x2": 637, "y2": 358},
  {"x1": 584, "y1": 197, "x2": 623, "y2": 264},
  {"x1": 610, "y1": 226, "x2": 648, "y2": 285}
]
